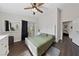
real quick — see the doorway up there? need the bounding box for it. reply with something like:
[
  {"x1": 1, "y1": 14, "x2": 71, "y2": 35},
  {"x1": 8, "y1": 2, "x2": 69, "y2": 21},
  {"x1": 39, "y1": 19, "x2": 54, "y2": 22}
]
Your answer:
[
  {"x1": 62, "y1": 21, "x2": 72, "y2": 38},
  {"x1": 21, "y1": 20, "x2": 28, "y2": 41}
]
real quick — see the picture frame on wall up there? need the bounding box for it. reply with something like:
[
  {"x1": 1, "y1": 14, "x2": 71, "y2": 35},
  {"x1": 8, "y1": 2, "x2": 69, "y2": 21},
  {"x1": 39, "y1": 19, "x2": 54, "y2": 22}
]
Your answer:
[{"x1": 5, "y1": 20, "x2": 19, "y2": 31}]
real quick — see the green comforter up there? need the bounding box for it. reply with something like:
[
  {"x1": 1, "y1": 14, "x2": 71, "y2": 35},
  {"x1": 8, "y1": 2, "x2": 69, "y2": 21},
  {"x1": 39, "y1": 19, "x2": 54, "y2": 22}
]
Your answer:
[{"x1": 29, "y1": 33, "x2": 55, "y2": 56}]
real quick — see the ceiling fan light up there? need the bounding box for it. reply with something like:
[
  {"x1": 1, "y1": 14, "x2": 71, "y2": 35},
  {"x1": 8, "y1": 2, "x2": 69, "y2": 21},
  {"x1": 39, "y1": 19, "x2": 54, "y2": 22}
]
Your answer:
[{"x1": 31, "y1": 8, "x2": 37, "y2": 12}]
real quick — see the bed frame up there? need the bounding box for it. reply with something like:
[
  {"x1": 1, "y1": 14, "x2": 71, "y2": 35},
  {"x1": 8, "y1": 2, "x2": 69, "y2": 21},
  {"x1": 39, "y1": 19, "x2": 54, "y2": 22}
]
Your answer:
[{"x1": 25, "y1": 38, "x2": 38, "y2": 56}]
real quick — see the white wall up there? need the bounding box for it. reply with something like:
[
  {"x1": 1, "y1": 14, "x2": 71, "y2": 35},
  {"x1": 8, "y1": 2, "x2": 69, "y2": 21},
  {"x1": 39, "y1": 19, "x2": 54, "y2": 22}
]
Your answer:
[
  {"x1": 61, "y1": 4, "x2": 79, "y2": 21},
  {"x1": 0, "y1": 20, "x2": 1, "y2": 33},
  {"x1": 0, "y1": 12, "x2": 37, "y2": 42},
  {"x1": 38, "y1": 8, "x2": 57, "y2": 35},
  {"x1": 72, "y1": 19, "x2": 79, "y2": 46}
]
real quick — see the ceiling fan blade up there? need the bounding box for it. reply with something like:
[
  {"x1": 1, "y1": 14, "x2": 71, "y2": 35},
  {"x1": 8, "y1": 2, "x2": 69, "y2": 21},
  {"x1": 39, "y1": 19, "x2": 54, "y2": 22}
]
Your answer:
[
  {"x1": 24, "y1": 7, "x2": 33, "y2": 9},
  {"x1": 38, "y1": 3, "x2": 44, "y2": 7},
  {"x1": 35, "y1": 7, "x2": 43, "y2": 13}
]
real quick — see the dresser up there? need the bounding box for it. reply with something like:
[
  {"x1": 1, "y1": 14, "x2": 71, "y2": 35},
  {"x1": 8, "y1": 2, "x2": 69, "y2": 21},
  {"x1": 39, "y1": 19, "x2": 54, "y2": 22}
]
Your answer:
[{"x1": 0, "y1": 34, "x2": 9, "y2": 56}]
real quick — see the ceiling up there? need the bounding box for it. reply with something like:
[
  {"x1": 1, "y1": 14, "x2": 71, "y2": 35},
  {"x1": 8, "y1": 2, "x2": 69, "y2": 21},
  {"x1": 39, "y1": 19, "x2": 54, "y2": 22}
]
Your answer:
[{"x1": 0, "y1": 3, "x2": 64, "y2": 16}]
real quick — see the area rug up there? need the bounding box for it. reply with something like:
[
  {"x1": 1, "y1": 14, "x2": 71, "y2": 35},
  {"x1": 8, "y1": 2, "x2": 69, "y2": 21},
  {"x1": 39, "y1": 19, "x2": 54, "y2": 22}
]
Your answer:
[{"x1": 46, "y1": 47, "x2": 60, "y2": 56}]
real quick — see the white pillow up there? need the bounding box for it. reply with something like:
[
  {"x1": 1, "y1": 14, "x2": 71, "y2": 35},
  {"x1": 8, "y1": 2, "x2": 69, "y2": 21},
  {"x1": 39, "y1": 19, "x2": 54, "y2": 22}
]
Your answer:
[{"x1": 36, "y1": 32, "x2": 41, "y2": 35}]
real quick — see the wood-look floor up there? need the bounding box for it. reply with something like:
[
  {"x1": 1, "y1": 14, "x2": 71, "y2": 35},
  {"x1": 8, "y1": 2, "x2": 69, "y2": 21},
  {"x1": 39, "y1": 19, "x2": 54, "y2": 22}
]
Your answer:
[
  {"x1": 8, "y1": 36, "x2": 79, "y2": 56},
  {"x1": 8, "y1": 41, "x2": 31, "y2": 56},
  {"x1": 54, "y1": 36, "x2": 79, "y2": 56}
]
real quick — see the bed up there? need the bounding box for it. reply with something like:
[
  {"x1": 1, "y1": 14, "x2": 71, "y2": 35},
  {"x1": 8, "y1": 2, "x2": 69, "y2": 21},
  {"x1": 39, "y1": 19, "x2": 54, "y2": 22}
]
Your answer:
[{"x1": 25, "y1": 33, "x2": 55, "y2": 56}]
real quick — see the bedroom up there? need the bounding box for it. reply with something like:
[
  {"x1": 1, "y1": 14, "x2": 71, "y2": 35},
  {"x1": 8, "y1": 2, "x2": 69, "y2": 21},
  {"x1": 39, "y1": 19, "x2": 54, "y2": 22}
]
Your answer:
[{"x1": 0, "y1": 3, "x2": 79, "y2": 56}]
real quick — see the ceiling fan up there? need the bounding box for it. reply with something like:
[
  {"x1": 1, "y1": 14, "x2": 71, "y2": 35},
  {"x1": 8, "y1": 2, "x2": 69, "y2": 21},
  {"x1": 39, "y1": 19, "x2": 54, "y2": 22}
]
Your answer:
[{"x1": 24, "y1": 3, "x2": 44, "y2": 15}]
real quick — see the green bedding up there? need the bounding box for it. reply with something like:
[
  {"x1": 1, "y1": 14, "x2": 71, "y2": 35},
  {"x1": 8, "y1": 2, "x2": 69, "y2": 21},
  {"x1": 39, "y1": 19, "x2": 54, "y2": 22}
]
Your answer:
[{"x1": 29, "y1": 33, "x2": 55, "y2": 56}]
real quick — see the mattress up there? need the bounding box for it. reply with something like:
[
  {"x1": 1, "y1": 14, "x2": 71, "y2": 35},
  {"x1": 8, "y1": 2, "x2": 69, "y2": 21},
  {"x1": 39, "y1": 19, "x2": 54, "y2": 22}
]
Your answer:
[{"x1": 26, "y1": 33, "x2": 55, "y2": 56}]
